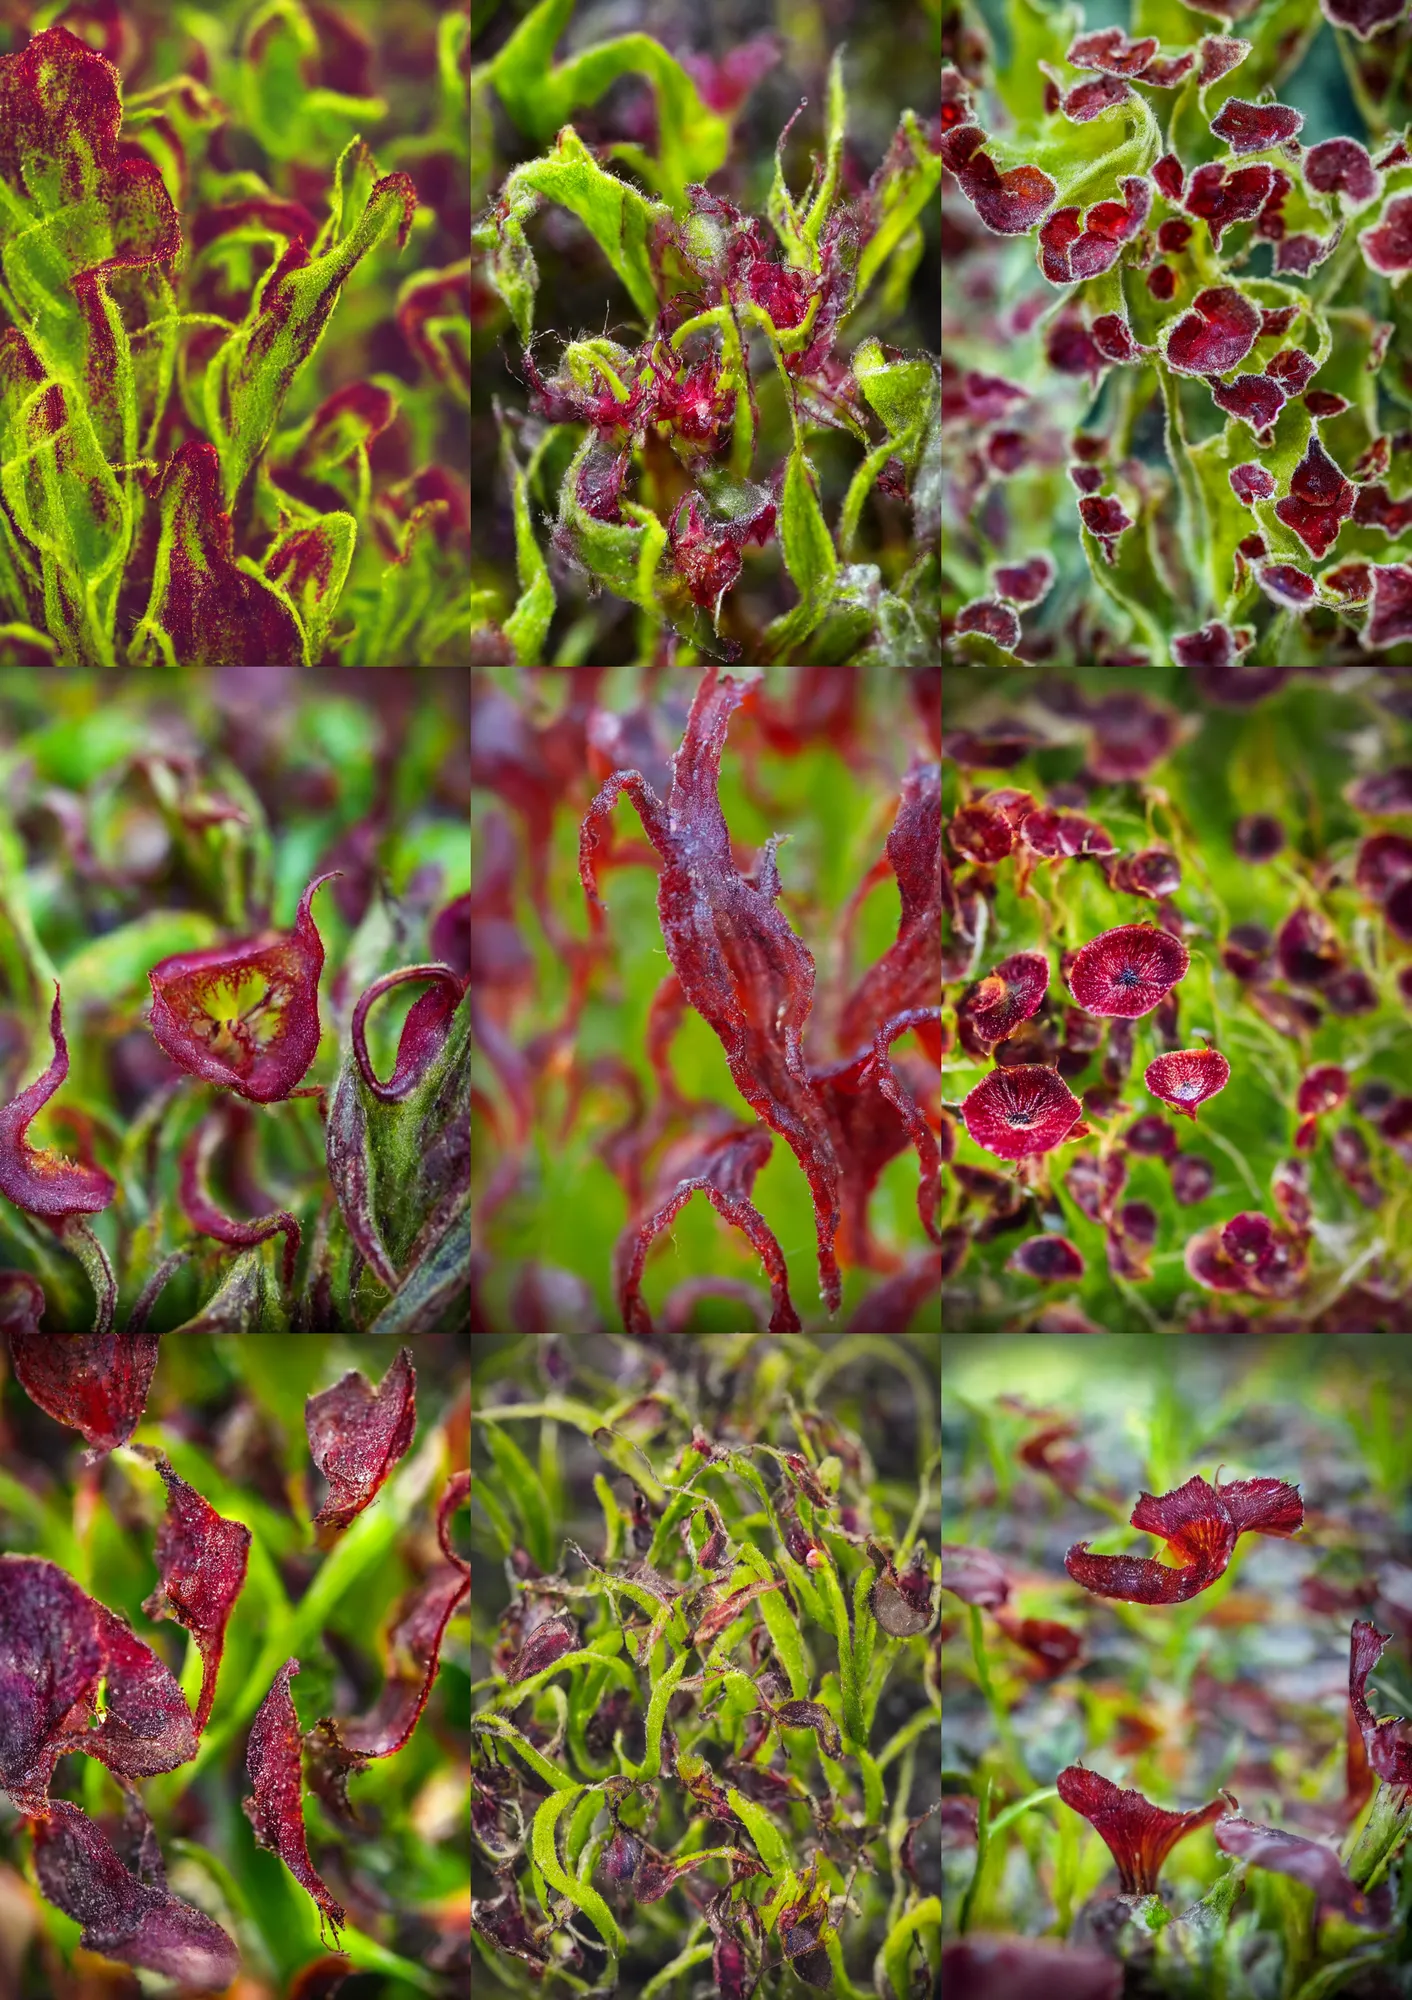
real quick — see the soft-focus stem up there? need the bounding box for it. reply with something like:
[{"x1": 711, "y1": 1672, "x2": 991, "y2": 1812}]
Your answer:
[
  {"x1": 59, "y1": 1217, "x2": 115, "y2": 1333},
  {"x1": 958, "y1": 1772, "x2": 991, "y2": 1935},
  {"x1": 969, "y1": 1604, "x2": 1029, "y2": 1782}
]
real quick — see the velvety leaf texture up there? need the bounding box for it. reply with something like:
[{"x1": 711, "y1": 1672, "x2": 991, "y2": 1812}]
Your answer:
[
  {"x1": 140, "y1": 1452, "x2": 252, "y2": 1738},
  {"x1": 305, "y1": 1344, "x2": 417, "y2": 1533},
  {"x1": 243, "y1": 1657, "x2": 346, "y2": 1944},
  {"x1": 8, "y1": 1329, "x2": 158, "y2": 1453}
]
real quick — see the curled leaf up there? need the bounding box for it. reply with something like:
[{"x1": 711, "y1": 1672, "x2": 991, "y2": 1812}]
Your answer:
[
  {"x1": 32, "y1": 1800, "x2": 239, "y2": 1990},
  {"x1": 178, "y1": 1105, "x2": 301, "y2": 1289},
  {"x1": 305, "y1": 1345, "x2": 416, "y2": 1534},
  {"x1": 140, "y1": 1453, "x2": 251, "y2": 1737},
  {"x1": 0, "y1": 985, "x2": 115, "y2": 1220},
  {"x1": 352, "y1": 963, "x2": 465, "y2": 1103},
  {"x1": 243, "y1": 1658, "x2": 345, "y2": 1945}
]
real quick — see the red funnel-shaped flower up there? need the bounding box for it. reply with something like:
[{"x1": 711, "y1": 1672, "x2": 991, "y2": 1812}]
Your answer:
[
  {"x1": 1145, "y1": 1047, "x2": 1231, "y2": 1119},
  {"x1": 1057, "y1": 1767, "x2": 1225, "y2": 1893},
  {"x1": 961, "y1": 1064, "x2": 1082, "y2": 1160},
  {"x1": 1068, "y1": 924, "x2": 1189, "y2": 1018},
  {"x1": 1066, "y1": 1471, "x2": 1302, "y2": 1603},
  {"x1": 147, "y1": 873, "x2": 338, "y2": 1102},
  {"x1": 0, "y1": 985, "x2": 114, "y2": 1220}
]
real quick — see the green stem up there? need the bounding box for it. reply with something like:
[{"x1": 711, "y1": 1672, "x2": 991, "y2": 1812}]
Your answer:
[
  {"x1": 819, "y1": 1555, "x2": 865, "y2": 1747},
  {"x1": 957, "y1": 1774, "x2": 991, "y2": 1935},
  {"x1": 969, "y1": 1605, "x2": 1028, "y2": 1781}
]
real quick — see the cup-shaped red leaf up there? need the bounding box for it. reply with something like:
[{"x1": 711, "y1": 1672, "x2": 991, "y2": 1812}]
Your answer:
[
  {"x1": 1184, "y1": 167, "x2": 1275, "y2": 250},
  {"x1": 1230, "y1": 463, "x2": 1277, "y2": 505},
  {"x1": 1214, "y1": 1814, "x2": 1391, "y2": 1926},
  {"x1": 244, "y1": 1659, "x2": 345, "y2": 1944},
  {"x1": 1212, "y1": 373, "x2": 1285, "y2": 431},
  {"x1": 961, "y1": 1065, "x2": 1082, "y2": 1160},
  {"x1": 8, "y1": 1330, "x2": 159, "y2": 1455},
  {"x1": 351, "y1": 963, "x2": 465, "y2": 1104},
  {"x1": 940, "y1": 1543, "x2": 1010, "y2": 1609},
  {"x1": 949, "y1": 803, "x2": 1016, "y2": 864},
  {"x1": 1145, "y1": 1048, "x2": 1231, "y2": 1119},
  {"x1": 0, "y1": 985, "x2": 115, "y2": 1220},
  {"x1": 992, "y1": 555, "x2": 1056, "y2": 608},
  {"x1": 1069, "y1": 924, "x2": 1190, "y2": 1018},
  {"x1": 147, "y1": 873, "x2": 338, "y2": 1102},
  {"x1": 1355, "y1": 833, "x2": 1412, "y2": 900},
  {"x1": 959, "y1": 951, "x2": 1050, "y2": 1046},
  {"x1": 1323, "y1": 0, "x2": 1405, "y2": 39},
  {"x1": 1164, "y1": 285, "x2": 1262, "y2": 375},
  {"x1": 1210, "y1": 98, "x2": 1304, "y2": 154},
  {"x1": 32, "y1": 1799, "x2": 239, "y2": 1990},
  {"x1": 1009, "y1": 1234, "x2": 1086, "y2": 1281},
  {"x1": 1056, "y1": 1767, "x2": 1226, "y2": 1892},
  {"x1": 141, "y1": 1453, "x2": 251, "y2": 1737},
  {"x1": 306, "y1": 1346, "x2": 416, "y2": 1536}
]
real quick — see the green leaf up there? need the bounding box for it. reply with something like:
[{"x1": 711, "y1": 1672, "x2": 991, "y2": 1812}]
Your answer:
[
  {"x1": 482, "y1": 0, "x2": 727, "y2": 204},
  {"x1": 853, "y1": 112, "x2": 945, "y2": 310},
  {"x1": 472, "y1": 1712, "x2": 581, "y2": 1793},
  {"x1": 480, "y1": 1416, "x2": 556, "y2": 1571},
  {"x1": 802, "y1": 47, "x2": 848, "y2": 257},
  {"x1": 880, "y1": 1896, "x2": 941, "y2": 2000},
  {"x1": 369, "y1": 1203, "x2": 470, "y2": 1334},
  {"x1": 633, "y1": 1645, "x2": 690, "y2": 1779},
  {"x1": 724, "y1": 1784, "x2": 790, "y2": 1874},
  {"x1": 501, "y1": 423, "x2": 555, "y2": 665},
  {"x1": 737, "y1": 1542, "x2": 812, "y2": 1699},
  {"x1": 262, "y1": 512, "x2": 356, "y2": 664},
  {"x1": 531, "y1": 1786, "x2": 626, "y2": 1954},
  {"x1": 476, "y1": 127, "x2": 668, "y2": 342},
  {"x1": 763, "y1": 441, "x2": 837, "y2": 660}
]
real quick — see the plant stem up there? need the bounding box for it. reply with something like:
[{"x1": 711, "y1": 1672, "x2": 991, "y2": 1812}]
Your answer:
[{"x1": 969, "y1": 1604, "x2": 1029, "y2": 1782}]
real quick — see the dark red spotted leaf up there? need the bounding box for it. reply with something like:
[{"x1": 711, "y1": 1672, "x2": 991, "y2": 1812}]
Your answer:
[
  {"x1": 1231, "y1": 463, "x2": 1276, "y2": 503},
  {"x1": 0, "y1": 986, "x2": 115, "y2": 1222},
  {"x1": 1163, "y1": 285, "x2": 1261, "y2": 374},
  {"x1": 1056, "y1": 1767, "x2": 1226, "y2": 1893},
  {"x1": 1365, "y1": 565, "x2": 1412, "y2": 649},
  {"x1": 31, "y1": 1800, "x2": 239, "y2": 1990},
  {"x1": 1321, "y1": 0, "x2": 1405, "y2": 37},
  {"x1": 1066, "y1": 27, "x2": 1158, "y2": 73},
  {"x1": 507, "y1": 1612, "x2": 579, "y2": 1685},
  {"x1": 1211, "y1": 373, "x2": 1285, "y2": 431},
  {"x1": 140, "y1": 1453, "x2": 251, "y2": 1737},
  {"x1": 1210, "y1": 98, "x2": 1304, "y2": 154},
  {"x1": 244, "y1": 1660, "x2": 345, "y2": 1944},
  {"x1": 941, "y1": 128, "x2": 1056, "y2": 235},
  {"x1": 8, "y1": 1329, "x2": 158, "y2": 1455},
  {"x1": 955, "y1": 599, "x2": 1021, "y2": 647},
  {"x1": 147, "y1": 872, "x2": 338, "y2": 1102},
  {"x1": 306, "y1": 1345, "x2": 416, "y2": 1535},
  {"x1": 992, "y1": 554, "x2": 1055, "y2": 607},
  {"x1": 1063, "y1": 75, "x2": 1132, "y2": 120},
  {"x1": 1184, "y1": 163, "x2": 1274, "y2": 248},
  {"x1": 1214, "y1": 1814, "x2": 1392, "y2": 1926}
]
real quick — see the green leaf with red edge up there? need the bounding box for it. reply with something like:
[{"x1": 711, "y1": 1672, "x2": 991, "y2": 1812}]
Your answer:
[
  {"x1": 269, "y1": 382, "x2": 399, "y2": 514},
  {"x1": 396, "y1": 262, "x2": 471, "y2": 406},
  {"x1": 131, "y1": 441, "x2": 306, "y2": 667},
  {"x1": 205, "y1": 169, "x2": 417, "y2": 509},
  {"x1": 263, "y1": 512, "x2": 356, "y2": 664}
]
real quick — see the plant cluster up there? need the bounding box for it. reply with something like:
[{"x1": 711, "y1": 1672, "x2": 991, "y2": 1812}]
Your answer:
[
  {"x1": 943, "y1": 0, "x2": 1412, "y2": 665},
  {"x1": 942, "y1": 665, "x2": 1412, "y2": 1333},
  {"x1": 471, "y1": 665, "x2": 941, "y2": 1334},
  {"x1": 0, "y1": 1332, "x2": 470, "y2": 1993},
  {"x1": 471, "y1": 0, "x2": 940, "y2": 666},
  {"x1": 0, "y1": 670, "x2": 469, "y2": 1333},
  {"x1": 470, "y1": 1331, "x2": 941, "y2": 1998},
  {"x1": 942, "y1": 1339, "x2": 1412, "y2": 2000},
  {"x1": 0, "y1": 1, "x2": 469, "y2": 666}
]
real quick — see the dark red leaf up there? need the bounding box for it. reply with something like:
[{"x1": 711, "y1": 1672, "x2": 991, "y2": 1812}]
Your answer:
[
  {"x1": 960, "y1": 1064, "x2": 1082, "y2": 1161},
  {"x1": 940, "y1": 1543, "x2": 1010, "y2": 1609},
  {"x1": 1164, "y1": 285, "x2": 1261, "y2": 374},
  {"x1": 1274, "y1": 438, "x2": 1354, "y2": 558},
  {"x1": 1146, "y1": 262, "x2": 1177, "y2": 299},
  {"x1": 1199, "y1": 35, "x2": 1252, "y2": 83},
  {"x1": 0, "y1": 985, "x2": 115, "y2": 1221},
  {"x1": 1365, "y1": 565, "x2": 1412, "y2": 649},
  {"x1": 147, "y1": 872, "x2": 339, "y2": 1102},
  {"x1": 0, "y1": 1271, "x2": 44, "y2": 1334},
  {"x1": 1349, "y1": 1620, "x2": 1412, "y2": 1784},
  {"x1": 1152, "y1": 153, "x2": 1185, "y2": 200},
  {"x1": 1184, "y1": 163, "x2": 1274, "y2": 248},
  {"x1": 32, "y1": 1799, "x2": 239, "y2": 1989},
  {"x1": 244, "y1": 1659, "x2": 345, "y2": 1944},
  {"x1": 956, "y1": 598, "x2": 1022, "y2": 647},
  {"x1": 1230, "y1": 463, "x2": 1276, "y2": 503},
  {"x1": 178, "y1": 1105, "x2": 301, "y2": 1291},
  {"x1": 8, "y1": 1329, "x2": 158, "y2": 1454},
  {"x1": 352, "y1": 963, "x2": 465, "y2": 1104},
  {"x1": 992, "y1": 554, "x2": 1056, "y2": 607},
  {"x1": 1210, "y1": 98, "x2": 1304, "y2": 154},
  {"x1": 1211, "y1": 373, "x2": 1285, "y2": 430},
  {"x1": 1066, "y1": 27, "x2": 1158, "y2": 73},
  {"x1": 1068, "y1": 924, "x2": 1189, "y2": 1018},
  {"x1": 1321, "y1": 0, "x2": 1405, "y2": 37},
  {"x1": 140, "y1": 1453, "x2": 251, "y2": 1737},
  {"x1": 1009, "y1": 1236, "x2": 1086, "y2": 1282},
  {"x1": 306, "y1": 1346, "x2": 416, "y2": 1535},
  {"x1": 1063, "y1": 76, "x2": 1132, "y2": 120},
  {"x1": 1214, "y1": 1814, "x2": 1392, "y2": 1926}
]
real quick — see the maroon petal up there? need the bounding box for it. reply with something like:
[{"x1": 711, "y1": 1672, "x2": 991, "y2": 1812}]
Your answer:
[
  {"x1": 32, "y1": 1800, "x2": 239, "y2": 1989},
  {"x1": 0, "y1": 1271, "x2": 44, "y2": 1334},
  {"x1": 1144, "y1": 1047, "x2": 1231, "y2": 1118},
  {"x1": 1066, "y1": 27, "x2": 1158, "y2": 73},
  {"x1": 961, "y1": 1064, "x2": 1082, "y2": 1160},
  {"x1": 244, "y1": 1659, "x2": 345, "y2": 1944},
  {"x1": 1009, "y1": 1235, "x2": 1086, "y2": 1281},
  {"x1": 992, "y1": 554, "x2": 1056, "y2": 607},
  {"x1": 86, "y1": 1599, "x2": 198, "y2": 1784},
  {"x1": 306, "y1": 1347, "x2": 416, "y2": 1535},
  {"x1": 942, "y1": 1936, "x2": 1121, "y2": 2000},
  {"x1": 1068, "y1": 924, "x2": 1190, "y2": 1018},
  {"x1": 1153, "y1": 153, "x2": 1185, "y2": 199},
  {"x1": 0, "y1": 1556, "x2": 107, "y2": 1812},
  {"x1": 959, "y1": 950, "x2": 1050, "y2": 1045},
  {"x1": 141, "y1": 1454, "x2": 252, "y2": 1737},
  {"x1": 956, "y1": 599, "x2": 1022, "y2": 648},
  {"x1": 147, "y1": 873, "x2": 338, "y2": 1102},
  {"x1": 1258, "y1": 563, "x2": 1315, "y2": 609},
  {"x1": 1349, "y1": 1619, "x2": 1412, "y2": 1784},
  {"x1": 1215, "y1": 1474, "x2": 1304, "y2": 1537},
  {"x1": 995, "y1": 1613, "x2": 1084, "y2": 1677},
  {"x1": 1364, "y1": 565, "x2": 1412, "y2": 649},
  {"x1": 8, "y1": 1330, "x2": 158, "y2": 1455},
  {"x1": 1322, "y1": 0, "x2": 1405, "y2": 38},
  {"x1": 940, "y1": 1543, "x2": 1010, "y2": 1608},
  {"x1": 1199, "y1": 35, "x2": 1252, "y2": 83},
  {"x1": 1056, "y1": 1767, "x2": 1225, "y2": 1891},
  {"x1": 1214, "y1": 1815, "x2": 1391, "y2": 1927},
  {"x1": 0, "y1": 986, "x2": 115, "y2": 1220},
  {"x1": 1231, "y1": 462, "x2": 1277, "y2": 504},
  {"x1": 1131, "y1": 1473, "x2": 1238, "y2": 1566}
]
